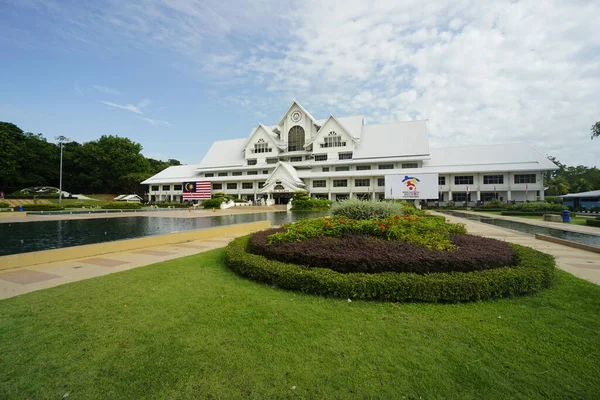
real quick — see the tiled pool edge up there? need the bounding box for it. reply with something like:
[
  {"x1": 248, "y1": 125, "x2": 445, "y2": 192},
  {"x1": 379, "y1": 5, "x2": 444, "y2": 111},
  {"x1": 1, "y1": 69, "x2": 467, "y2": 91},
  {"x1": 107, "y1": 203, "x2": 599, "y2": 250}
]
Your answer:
[
  {"x1": 0, "y1": 220, "x2": 271, "y2": 270},
  {"x1": 535, "y1": 234, "x2": 600, "y2": 255}
]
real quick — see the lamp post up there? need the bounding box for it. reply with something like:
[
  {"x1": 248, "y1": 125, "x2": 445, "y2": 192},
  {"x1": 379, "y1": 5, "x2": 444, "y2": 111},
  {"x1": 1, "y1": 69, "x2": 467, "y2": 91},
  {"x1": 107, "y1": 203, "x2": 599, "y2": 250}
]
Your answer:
[{"x1": 55, "y1": 136, "x2": 70, "y2": 204}]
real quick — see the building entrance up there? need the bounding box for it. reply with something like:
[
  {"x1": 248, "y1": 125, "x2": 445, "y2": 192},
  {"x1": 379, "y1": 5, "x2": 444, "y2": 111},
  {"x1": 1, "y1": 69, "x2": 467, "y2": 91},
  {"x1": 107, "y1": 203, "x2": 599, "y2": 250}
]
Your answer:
[{"x1": 273, "y1": 192, "x2": 293, "y2": 205}]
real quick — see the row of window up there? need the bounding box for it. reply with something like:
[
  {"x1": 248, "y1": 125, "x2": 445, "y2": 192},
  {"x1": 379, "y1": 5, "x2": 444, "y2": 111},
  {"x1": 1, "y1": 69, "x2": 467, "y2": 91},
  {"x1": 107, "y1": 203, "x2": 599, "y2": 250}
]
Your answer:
[
  {"x1": 152, "y1": 174, "x2": 536, "y2": 192},
  {"x1": 313, "y1": 178, "x2": 386, "y2": 188},
  {"x1": 438, "y1": 174, "x2": 536, "y2": 186},
  {"x1": 205, "y1": 170, "x2": 270, "y2": 177}
]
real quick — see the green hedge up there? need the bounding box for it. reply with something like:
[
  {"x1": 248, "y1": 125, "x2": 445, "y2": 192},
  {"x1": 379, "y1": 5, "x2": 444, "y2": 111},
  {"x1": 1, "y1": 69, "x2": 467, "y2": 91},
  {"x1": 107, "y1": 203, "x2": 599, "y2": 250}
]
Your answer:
[
  {"x1": 202, "y1": 198, "x2": 225, "y2": 209},
  {"x1": 21, "y1": 204, "x2": 65, "y2": 211},
  {"x1": 291, "y1": 199, "x2": 332, "y2": 210},
  {"x1": 4, "y1": 194, "x2": 75, "y2": 199},
  {"x1": 156, "y1": 202, "x2": 188, "y2": 208},
  {"x1": 473, "y1": 207, "x2": 505, "y2": 212},
  {"x1": 224, "y1": 235, "x2": 556, "y2": 303},
  {"x1": 586, "y1": 219, "x2": 600, "y2": 227},
  {"x1": 101, "y1": 202, "x2": 143, "y2": 210},
  {"x1": 509, "y1": 202, "x2": 567, "y2": 212},
  {"x1": 0, "y1": 201, "x2": 9, "y2": 208},
  {"x1": 501, "y1": 211, "x2": 576, "y2": 217}
]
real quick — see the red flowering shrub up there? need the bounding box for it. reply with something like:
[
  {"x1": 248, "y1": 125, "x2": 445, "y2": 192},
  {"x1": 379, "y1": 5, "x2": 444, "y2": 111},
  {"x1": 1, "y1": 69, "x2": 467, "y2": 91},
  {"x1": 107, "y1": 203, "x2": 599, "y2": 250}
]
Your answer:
[{"x1": 249, "y1": 229, "x2": 518, "y2": 274}]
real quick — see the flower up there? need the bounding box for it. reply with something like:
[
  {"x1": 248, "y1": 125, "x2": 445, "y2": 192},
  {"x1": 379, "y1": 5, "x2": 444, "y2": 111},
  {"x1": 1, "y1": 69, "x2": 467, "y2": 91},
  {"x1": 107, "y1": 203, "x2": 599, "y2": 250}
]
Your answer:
[
  {"x1": 380, "y1": 225, "x2": 386, "y2": 230},
  {"x1": 394, "y1": 215, "x2": 400, "y2": 219}
]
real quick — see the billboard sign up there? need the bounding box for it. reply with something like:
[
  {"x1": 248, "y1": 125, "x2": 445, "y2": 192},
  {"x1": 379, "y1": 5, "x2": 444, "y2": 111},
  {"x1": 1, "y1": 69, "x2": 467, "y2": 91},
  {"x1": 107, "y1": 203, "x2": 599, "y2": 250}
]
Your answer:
[{"x1": 385, "y1": 173, "x2": 439, "y2": 200}]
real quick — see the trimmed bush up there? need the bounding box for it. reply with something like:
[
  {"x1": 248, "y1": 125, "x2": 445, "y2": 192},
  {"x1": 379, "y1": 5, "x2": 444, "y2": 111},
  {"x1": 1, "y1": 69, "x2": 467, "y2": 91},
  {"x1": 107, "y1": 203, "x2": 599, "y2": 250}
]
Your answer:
[
  {"x1": 509, "y1": 202, "x2": 566, "y2": 212},
  {"x1": 225, "y1": 235, "x2": 556, "y2": 303},
  {"x1": 233, "y1": 198, "x2": 248, "y2": 203},
  {"x1": 156, "y1": 202, "x2": 188, "y2": 208},
  {"x1": 586, "y1": 219, "x2": 600, "y2": 227},
  {"x1": 332, "y1": 199, "x2": 404, "y2": 220},
  {"x1": 267, "y1": 216, "x2": 466, "y2": 251},
  {"x1": 202, "y1": 198, "x2": 225, "y2": 209},
  {"x1": 21, "y1": 204, "x2": 65, "y2": 211},
  {"x1": 501, "y1": 211, "x2": 576, "y2": 217},
  {"x1": 101, "y1": 202, "x2": 143, "y2": 210},
  {"x1": 291, "y1": 199, "x2": 332, "y2": 210},
  {"x1": 250, "y1": 230, "x2": 518, "y2": 274},
  {"x1": 0, "y1": 201, "x2": 9, "y2": 208}
]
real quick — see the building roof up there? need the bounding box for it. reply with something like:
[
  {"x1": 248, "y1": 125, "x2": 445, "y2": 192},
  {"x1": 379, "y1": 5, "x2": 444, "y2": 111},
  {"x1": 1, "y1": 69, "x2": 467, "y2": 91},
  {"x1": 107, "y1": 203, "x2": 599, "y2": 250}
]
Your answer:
[
  {"x1": 199, "y1": 138, "x2": 247, "y2": 168},
  {"x1": 558, "y1": 190, "x2": 600, "y2": 198},
  {"x1": 141, "y1": 164, "x2": 202, "y2": 184},
  {"x1": 277, "y1": 101, "x2": 318, "y2": 127},
  {"x1": 315, "y1": 115, "x2": 364, "y2": 139},
  {"x1": 114, "y1": 194, "x2": 143, "y2": 201},
  {"x1": 426, "y1": 143, "x2": 558, "y2": 171},
  {"x1": 353, "y1": 120, "x2": 429, "y2": 159}
]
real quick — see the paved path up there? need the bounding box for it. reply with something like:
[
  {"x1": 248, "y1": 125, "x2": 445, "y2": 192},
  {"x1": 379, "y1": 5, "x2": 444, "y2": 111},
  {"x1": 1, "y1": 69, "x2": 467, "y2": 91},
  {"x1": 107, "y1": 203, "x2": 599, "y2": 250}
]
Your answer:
[
  {"x1": 0, "y1": 235, "x2": 239, "y2": 300},
  {"x1": 432, "y1": 211, "x2": 600, "y2": 285}
]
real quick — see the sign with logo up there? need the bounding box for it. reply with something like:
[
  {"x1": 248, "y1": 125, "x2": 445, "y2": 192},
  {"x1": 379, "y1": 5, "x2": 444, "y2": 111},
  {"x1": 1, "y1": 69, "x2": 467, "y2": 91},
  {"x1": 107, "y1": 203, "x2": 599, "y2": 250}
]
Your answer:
[{"x1": 385, "y1": 173, "x2": 439, "y2": 200}]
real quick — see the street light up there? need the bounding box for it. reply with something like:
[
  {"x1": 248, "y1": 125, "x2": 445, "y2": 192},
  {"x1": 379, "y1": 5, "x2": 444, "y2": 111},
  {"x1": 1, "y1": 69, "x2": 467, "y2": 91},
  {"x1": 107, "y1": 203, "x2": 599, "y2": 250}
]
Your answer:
[{"x1": 55, "y1": 136, "x2": 70, "y2": 204}]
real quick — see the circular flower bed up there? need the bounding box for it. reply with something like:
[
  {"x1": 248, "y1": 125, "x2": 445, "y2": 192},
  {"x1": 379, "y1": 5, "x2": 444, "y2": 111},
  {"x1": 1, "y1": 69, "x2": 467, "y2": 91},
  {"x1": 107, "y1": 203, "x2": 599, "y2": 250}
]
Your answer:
[
  {"x1": 249, "y1": 229, "x2": 518, "y2": 274},
  {"x1": 224, "y1": 213, "x2": 556, "y2": 303}
]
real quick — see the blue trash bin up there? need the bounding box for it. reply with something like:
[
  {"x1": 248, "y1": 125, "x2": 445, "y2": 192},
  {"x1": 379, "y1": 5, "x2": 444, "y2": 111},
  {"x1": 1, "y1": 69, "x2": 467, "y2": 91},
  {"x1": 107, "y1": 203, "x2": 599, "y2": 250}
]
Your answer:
[
  {"x1": 17, "y1": 205, "x2": 23, "y2": 212},
  {"x1": 561, "y1": 210, "x2": 571, "y2": 223}
]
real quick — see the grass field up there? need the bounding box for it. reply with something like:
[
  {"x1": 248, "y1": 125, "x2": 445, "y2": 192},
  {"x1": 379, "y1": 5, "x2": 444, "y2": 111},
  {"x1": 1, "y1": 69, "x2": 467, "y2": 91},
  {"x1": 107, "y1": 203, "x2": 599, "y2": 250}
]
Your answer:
[
  {"x1": 47, "y1": 194, "x2": 117, "y2": 208},
  {"x1": 1, "y1": 249, "x2": 599, "y2": 399}
]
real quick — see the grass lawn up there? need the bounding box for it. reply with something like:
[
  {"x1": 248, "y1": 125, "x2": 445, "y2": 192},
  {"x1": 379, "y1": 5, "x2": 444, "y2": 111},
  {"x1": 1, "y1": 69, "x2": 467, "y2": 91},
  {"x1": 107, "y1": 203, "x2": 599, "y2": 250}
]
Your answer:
[
  {"x1": 1, "y1": 250, "x2": 599, "y2": 399},
  {"x1": 474, "y1": 211, "x2": 596, "y2": 227}
]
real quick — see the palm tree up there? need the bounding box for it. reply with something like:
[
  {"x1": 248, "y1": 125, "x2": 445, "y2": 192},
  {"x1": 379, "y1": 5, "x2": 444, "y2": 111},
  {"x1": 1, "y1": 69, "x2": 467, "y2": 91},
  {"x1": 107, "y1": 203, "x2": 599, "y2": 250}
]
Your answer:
[{"x1": 546, "y1": 177, "x2": 569, "y2": 196}]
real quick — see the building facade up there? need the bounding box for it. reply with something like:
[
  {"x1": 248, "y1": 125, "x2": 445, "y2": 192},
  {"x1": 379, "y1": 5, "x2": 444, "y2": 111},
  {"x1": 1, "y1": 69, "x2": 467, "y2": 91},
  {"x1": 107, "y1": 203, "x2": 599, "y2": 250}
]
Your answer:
[{"x1": 142, "y1": 101, "x2": 557, "y2": 205}]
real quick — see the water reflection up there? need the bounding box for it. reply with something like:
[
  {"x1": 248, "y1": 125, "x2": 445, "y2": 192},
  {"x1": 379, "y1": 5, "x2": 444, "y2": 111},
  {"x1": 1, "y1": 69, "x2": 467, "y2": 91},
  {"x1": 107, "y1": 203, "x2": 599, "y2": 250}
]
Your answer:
[
  {"x1": 0, "y1": 211, "x2": 328, "y2": 256},
  {"x1": 441, "y1": 211, "x2": 600, "y2": 248}
]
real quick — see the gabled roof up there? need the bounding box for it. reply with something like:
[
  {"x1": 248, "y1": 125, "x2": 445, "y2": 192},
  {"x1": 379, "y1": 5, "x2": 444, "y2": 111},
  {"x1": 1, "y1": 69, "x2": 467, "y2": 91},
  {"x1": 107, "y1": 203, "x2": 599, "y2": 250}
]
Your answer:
[
  {"x1": 265, "y1": 161, "x2": 304, "y2": 185},
  {"x1": 242, "y1": 124, "x2": 285, "y2": 151},
  {"x1": 353, "y1": 120, "x2": 429, "y2": 159},
  {"x1": 199, "y1": 138, "x2": 247, "y2": 168},
  {"x1": 315, "y1": 115, "x2": 364, "y2": 139},
  {"x1": 305, "y1": 115, "x2": 357, "y2": 147},
  {"x1": 276, "y1": 101, "x2": 318, "y2": 127}
]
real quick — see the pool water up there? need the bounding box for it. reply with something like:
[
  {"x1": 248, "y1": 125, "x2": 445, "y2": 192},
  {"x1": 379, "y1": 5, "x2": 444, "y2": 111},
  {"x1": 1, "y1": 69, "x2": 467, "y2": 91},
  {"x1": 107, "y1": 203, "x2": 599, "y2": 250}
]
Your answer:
[
  {"x1": 0, "y1": 211, "x2": 327, "y2": 256},
  {"x1": 441, "y1": 211, "x2": 600, "y2": 249}
]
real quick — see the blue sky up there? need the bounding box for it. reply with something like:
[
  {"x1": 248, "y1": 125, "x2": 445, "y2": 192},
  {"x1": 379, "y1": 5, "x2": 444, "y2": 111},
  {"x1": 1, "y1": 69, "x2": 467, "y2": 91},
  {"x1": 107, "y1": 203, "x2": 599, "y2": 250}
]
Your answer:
[{"x1": 1, "y1": 0, "x2": 599, "y2": 166}]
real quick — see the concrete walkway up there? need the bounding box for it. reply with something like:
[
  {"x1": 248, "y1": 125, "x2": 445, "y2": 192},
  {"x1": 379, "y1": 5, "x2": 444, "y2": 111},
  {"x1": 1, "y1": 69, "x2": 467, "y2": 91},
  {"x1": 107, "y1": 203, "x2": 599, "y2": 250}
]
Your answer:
[
  {"x1": 0, "y1": 235, "x2": 239, "y2": 300},
  {"x1": 433, "y1": 211, "x2": 600, "y2": 285}
]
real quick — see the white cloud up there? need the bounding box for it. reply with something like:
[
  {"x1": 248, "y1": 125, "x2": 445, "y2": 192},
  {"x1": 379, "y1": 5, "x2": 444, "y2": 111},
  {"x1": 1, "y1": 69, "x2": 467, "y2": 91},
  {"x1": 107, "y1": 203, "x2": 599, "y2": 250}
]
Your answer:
[
  {"x1": 93, "y1": 85, "x2": 120, "y2": 95},
  {"x1": 100, "y1": 98, "x2": 151, "y2": 115},
  {"x1": 9, "y1": 0, "x2": 600, "y2": 166},
  {"x1": 141, "y1": 117, "x2": 171, "y2": 127}
]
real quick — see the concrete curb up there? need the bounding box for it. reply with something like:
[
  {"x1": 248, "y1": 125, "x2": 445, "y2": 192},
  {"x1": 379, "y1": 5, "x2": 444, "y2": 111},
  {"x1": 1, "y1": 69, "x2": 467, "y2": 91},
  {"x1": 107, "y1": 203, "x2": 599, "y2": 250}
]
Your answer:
[
  {"x1": 535, "y1": 234, "x2": 600, "y2": 255},
  {"x1": 0, "y1": 220, "x2": 271, "y2": 270}
]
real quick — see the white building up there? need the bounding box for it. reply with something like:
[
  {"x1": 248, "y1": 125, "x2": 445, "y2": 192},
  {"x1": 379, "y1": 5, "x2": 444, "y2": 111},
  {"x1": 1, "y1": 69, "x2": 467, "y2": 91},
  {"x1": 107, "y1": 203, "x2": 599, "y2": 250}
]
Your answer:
[{"x1": 142, "y1": 101, "x2": 557, "y2": 205}]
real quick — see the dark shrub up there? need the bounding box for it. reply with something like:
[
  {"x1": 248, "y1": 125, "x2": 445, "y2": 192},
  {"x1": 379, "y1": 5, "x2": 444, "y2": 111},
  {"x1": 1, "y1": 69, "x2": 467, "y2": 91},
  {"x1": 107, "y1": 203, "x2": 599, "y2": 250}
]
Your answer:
[
  {"x1": 21, "y1": 204, "x2": 65, "y2": 211},
  {"x1": 249, "y1": 230, "x2": 518, "y2": 274},
  {"x1": 0, "y1": 201, "x2": 9, "y2": 208},
  {"x1": 101, "y1": 202, "x2": 142, "y2": 209},
  {"x1": 225, "y1": 235, "x2": 556, "y2": 303},
  {"x1": 586, "y1": 219, "x2": 600, "y2": 227}
]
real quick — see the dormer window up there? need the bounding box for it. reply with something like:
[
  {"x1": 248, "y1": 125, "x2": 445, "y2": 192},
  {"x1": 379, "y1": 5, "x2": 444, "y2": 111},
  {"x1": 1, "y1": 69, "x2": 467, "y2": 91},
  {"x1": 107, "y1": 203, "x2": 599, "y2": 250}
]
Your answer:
[
  {"x1": 321, "y1": 131, "x2": 346, "y2": 148},
  {"x1": 253, "y1": 139, "x2": 272, "y2": 153}
]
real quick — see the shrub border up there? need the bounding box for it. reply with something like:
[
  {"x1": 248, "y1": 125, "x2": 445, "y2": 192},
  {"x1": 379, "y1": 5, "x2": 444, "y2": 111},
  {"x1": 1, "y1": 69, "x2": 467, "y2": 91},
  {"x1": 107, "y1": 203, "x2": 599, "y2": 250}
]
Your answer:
[{"x1": 225, "y1": 235, "x2": 555, "y2": 303}]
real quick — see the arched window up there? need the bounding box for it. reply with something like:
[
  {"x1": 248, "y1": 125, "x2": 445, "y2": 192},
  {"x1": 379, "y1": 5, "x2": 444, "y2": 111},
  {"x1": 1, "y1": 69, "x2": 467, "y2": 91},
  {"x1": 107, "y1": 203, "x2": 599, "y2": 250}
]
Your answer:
[{"x1": 288, "y1": 125, "x2": 305, "y2": 151}]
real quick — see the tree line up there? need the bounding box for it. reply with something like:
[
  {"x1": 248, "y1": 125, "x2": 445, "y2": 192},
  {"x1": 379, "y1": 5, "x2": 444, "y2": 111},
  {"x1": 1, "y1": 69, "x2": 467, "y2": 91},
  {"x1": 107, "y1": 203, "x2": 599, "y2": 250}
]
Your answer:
[
  {"x1": 0, "y1": 121, "x2": 180, "y2": 195},
  {"x1": 544, "y1": 156, "x2": 600, "y2": 196}
]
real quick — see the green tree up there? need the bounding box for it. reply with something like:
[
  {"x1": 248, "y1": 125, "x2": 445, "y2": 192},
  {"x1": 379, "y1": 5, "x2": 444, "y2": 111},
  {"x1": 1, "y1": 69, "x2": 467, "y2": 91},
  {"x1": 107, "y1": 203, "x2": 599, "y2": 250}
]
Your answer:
[
  {"x1": 592, "y1": 121, "x2": 600, "y2": 139},
  {"x1": 570, "y1": 178, "x2": 593, "y2": 193},
  {"x1": 546, "y1": 177, "x2": 570, "y2": 196}
]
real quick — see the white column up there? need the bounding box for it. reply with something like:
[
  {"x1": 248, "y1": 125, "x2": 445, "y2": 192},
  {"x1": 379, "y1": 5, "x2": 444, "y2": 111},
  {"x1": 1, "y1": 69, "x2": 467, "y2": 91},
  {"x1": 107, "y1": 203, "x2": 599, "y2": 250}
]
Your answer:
[
  {"x1": 448, "y1": 191, "x2": 453, "y2": 201},
  {"x1": 476, "y1": 190, "x2": 481, "y2": 201},
  {"x1": 539, "y1": 189, "x2": 545, "y2": 201},
  {"x1": 507, "y1": 190, "x2": 512, "y2": 201}
]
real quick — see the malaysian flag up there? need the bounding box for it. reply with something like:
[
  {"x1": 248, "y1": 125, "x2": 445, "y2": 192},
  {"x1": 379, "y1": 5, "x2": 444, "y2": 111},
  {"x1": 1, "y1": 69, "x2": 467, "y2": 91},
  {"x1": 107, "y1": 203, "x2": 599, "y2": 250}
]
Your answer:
[{"x1": 183, "y1": 181, "x2": 211, "y2": 199}]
